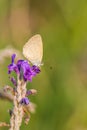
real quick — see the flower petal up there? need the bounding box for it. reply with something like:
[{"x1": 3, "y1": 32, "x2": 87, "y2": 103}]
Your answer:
[
  {"x1": 8, "y1": 63, "x2": 18, "y2": 74},
  {"x1": 32, "y1": 65, "x2": 40, "y2": 74},
  {"x1": 9, "y1": 77, "x2": 17, "y2": 86},
  {"x1": 12, "y1": 54, "x2": 16, "y2": 64},
  {"x1": 8, "y1": 54, "x2": 41, "y2": 82},
  {"x1": 20, "y1": 97, "x2": 29, "y2": 105}
]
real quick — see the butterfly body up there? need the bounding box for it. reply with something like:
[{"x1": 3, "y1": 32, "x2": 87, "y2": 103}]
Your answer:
[{"x1": 23, "y1": 34, "x2": 43, "y2": 66}]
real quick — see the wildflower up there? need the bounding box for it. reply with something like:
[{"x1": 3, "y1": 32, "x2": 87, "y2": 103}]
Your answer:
[
  {"x1": 9, "y1": 77, "x2": 17, "y2": 86},
  {"x1": 26, "y1": 89, "x2": 37, "y2": 96},
  {"x1": 8, "y1": 54, "x2": 40, "y2": 82},
  {"x1": 20, "y1": 97, "x2": 29, "y2": 105},
  {"x1": 8, "y1": 54, "x2": 18, "y2": 74},
  {"x1": 32, "y1": 65, "x2": 40, "y2": 74}
]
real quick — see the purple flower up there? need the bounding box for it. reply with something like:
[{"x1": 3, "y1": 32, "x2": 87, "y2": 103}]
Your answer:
[
  {"x1": 20, "y1": 97, "x2": 29, "y2": 105},
  {"x1": 26, "y1": 90, "x2": 32, "y2": 96},
  {"x1": 32, "y1": 65, "x2": 41, "y2": 74},
  {"x1": 8, "y1": 54, "x2": 40, "y2": 82},
  {"x1": 17, "y1": 60, "x2": 33, "y2": 81},
  {"x1": 8, "y1": 54, "x2": 19, "y2": 74},
  {"x1": 26, "y1": 89, "x2": 37, "y2": 96},
  {"x1": 9, "y1": 76, "x2": 17, "y2": 86}
]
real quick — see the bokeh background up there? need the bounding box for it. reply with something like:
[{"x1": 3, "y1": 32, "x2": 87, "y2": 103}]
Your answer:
[{"x1": 0, "y1": 0, "x2": 87, "y2": 130}]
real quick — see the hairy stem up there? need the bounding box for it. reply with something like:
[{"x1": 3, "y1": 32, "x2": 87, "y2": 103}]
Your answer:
[{"x1": 9, "y1": 75, "x2": 26, "y2": 130}]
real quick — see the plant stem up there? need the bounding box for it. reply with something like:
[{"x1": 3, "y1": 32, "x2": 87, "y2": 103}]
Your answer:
[{"x1": 9, "y1": 75, "x2": 26, "y2": 130}]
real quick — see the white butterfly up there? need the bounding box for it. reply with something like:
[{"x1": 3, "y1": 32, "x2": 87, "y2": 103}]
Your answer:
[{"x1": 23, "y1": 34, "x2": 43, "y2": 66}]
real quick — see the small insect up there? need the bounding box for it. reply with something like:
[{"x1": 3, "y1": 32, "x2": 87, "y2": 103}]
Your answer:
[{"x1": 23, "y1": 34, "x2": 43, "y2": 66}]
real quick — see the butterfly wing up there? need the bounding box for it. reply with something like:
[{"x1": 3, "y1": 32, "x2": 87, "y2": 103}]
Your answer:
[{"x1": 23, "y1": 34, "x2": 43, "y2": 66}]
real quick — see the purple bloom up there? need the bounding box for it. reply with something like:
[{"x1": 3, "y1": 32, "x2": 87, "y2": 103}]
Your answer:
[
  {"x1": 9, "y1": 76, "x2": 17, "y2": 86},
  {"x1": 26, "y1": 90, "x2": 32, "y2": 96},
  {"x1": 8, "y1": 54, "x2": 18, "y2": 74},
  {"x1": 11, "y1": 54, "x2": 15, "y2": 64},
  {"x1": 20, "y1": 97, "x2": 29, "y2": 105},
  {"x1": 32, "y1": 65, "x2": 41, "y2": 74},
  {"x1": 17, "y1": 60, "x2": 37, "y2": 82},
  {"x1": 8, "y1": 54, "x2": 40, "y2": 82},
  {"x1": 26, "y1": 89, "x2": 37, "y2": 96}
]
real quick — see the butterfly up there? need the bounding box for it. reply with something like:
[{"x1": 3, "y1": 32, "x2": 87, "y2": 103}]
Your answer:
[{"x1": 23, "y1": 34, "x2": 43, "y2": 66}]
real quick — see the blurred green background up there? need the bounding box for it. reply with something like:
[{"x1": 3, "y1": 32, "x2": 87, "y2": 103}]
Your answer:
[{"x1": 0, "y1": 0, "x2": 87, "y2": 130}]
